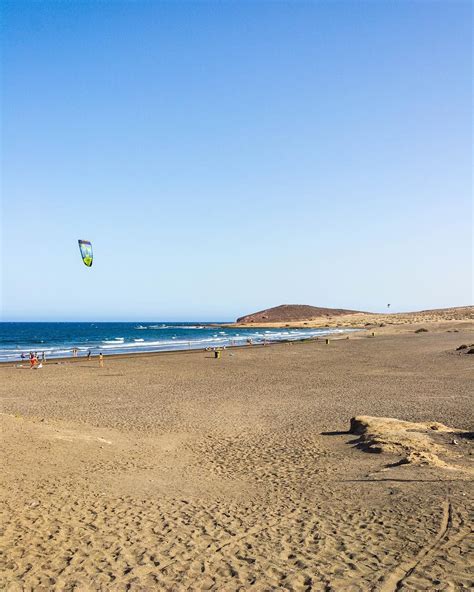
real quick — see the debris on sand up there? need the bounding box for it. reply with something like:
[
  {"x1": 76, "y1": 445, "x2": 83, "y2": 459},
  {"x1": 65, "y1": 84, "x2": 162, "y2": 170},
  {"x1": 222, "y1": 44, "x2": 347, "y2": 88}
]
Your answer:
[
  {"x1": 455, "y1": 343, "x2": 474, "y2": 354},
  {"x1": 414, "y1": 328, "x2": 428, "y2": 333},
  {"x1": 349, "y1": 416, "x2": 470, "y2": 469}
]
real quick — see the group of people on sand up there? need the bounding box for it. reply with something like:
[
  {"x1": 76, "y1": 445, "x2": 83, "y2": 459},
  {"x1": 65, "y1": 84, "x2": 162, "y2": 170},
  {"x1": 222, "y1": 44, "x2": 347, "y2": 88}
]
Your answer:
[
  {"x1": 73, "y1": 350, "x2": 104, "y2": 367},
  {"x1": 85, "y1": 350, "x2": 104, "y2": 366},
  {"x1": 26, "y1": 351, "x2": 45, "y2": 369},
  {"x1": 68, "y1": 348, "x2": 105, "y2": 366},
  {"x1": 20, "y1": 349, "x2": 104, "y2": 368}
]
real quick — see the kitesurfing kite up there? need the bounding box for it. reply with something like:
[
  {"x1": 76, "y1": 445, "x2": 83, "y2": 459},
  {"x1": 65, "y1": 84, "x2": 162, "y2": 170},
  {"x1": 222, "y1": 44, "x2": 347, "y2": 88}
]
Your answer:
[{"x1": 78, "y1": 240, "x2": 93, "y2": 267}]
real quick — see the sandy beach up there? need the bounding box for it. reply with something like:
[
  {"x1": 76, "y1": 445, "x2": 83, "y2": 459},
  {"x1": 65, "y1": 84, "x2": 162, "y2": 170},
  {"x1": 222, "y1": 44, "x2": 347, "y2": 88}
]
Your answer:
[{"x1": 1, "y1": 322, "x2": 473, "y2": 591}]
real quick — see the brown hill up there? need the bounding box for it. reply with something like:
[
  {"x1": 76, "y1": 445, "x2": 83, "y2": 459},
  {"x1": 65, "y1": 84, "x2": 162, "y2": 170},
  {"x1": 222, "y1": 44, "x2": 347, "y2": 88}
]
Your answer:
[{"x1": 236, "y1": 304, "x2": 363, "y2": 324}]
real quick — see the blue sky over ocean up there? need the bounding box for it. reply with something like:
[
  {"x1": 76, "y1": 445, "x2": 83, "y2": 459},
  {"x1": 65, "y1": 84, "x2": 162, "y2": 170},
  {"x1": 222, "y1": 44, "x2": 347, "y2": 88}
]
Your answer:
[{"x1": 1, "y1": 1, "x2": 472, "y2": 321}]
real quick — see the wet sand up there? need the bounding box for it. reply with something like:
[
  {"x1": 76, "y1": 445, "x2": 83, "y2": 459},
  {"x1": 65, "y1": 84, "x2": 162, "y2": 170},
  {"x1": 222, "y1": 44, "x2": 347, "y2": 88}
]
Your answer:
[{"x1": 1, "y1": 325, "x2": 473, "y2": 590}]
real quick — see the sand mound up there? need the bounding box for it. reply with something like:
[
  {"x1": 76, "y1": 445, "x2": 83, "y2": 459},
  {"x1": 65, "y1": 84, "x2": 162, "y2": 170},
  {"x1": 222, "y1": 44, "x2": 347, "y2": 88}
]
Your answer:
[{"x1": 349, "y1": 416, "x2": 465, "y2": 468}]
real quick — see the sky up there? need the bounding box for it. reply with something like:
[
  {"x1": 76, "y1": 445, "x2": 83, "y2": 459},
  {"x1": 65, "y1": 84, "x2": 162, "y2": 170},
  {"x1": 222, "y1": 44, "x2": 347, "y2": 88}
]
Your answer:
[{"x1": 1, "y1": 1, "x2": 472, "y2": 321}]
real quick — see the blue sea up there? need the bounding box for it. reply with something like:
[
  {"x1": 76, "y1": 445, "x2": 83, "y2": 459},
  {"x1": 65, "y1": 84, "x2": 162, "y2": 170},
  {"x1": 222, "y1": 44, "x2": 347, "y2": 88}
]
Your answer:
[{"x1": 0, "y1": 322, "x2": 352, "y2": 362}]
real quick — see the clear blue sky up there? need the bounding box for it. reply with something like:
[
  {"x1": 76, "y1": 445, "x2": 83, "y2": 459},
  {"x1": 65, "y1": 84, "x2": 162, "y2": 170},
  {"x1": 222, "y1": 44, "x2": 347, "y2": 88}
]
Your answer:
[{"x1": 1, "y1": 1, "x2": 472, "y2": 321}]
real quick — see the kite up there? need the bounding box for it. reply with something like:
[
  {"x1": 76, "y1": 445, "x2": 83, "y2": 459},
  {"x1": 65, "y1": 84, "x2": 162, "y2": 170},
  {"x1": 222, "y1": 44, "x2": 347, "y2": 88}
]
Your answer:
[{"x1": 78, "y1": 240, "x2": 93, "y2": 267}]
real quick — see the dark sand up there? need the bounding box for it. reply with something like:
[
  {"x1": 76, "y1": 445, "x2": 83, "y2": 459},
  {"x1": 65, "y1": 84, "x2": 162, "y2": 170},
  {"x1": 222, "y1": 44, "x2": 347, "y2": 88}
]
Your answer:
[{"x1": 1, "y1": 326, "x2": 473, "y2": 591}]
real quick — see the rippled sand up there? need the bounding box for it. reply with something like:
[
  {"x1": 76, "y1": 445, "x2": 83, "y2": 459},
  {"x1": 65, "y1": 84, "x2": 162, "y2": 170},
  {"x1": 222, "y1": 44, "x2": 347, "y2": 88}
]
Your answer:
[{"x1": 1, "y1": 326, "x2": 473, "y2": 590}]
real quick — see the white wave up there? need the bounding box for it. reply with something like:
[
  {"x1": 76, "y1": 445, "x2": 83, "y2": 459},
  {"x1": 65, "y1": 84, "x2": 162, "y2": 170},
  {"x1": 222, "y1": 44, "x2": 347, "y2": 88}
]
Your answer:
[{"x1": 99, "y1": 336, "x2": 230, "y2": 351}]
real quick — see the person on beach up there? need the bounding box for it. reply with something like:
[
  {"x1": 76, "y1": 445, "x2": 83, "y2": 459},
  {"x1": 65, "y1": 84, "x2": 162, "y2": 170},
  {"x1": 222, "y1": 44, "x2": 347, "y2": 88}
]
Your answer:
[
  {"x1": 41, "y1": 352, "x2": 46, "y2": 363},
  {"x1": 99, "y1": 352, "x2": 104, "y2": 368},
  {"x1": 87, "y1": 350, "x2": 91, "y2": 360},
  {"x1": 30, "y1": 353, "x2": 38, "y2": 368}
]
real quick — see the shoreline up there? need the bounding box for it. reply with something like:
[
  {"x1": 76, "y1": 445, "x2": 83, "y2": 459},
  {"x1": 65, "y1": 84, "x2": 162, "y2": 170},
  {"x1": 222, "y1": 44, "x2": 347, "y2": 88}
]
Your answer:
[
  {"x1": 3, "y1": 314, "x2": 472, "y2": 367},
  {"x1": 0, "y1": 328, "x2": 358, "y2": 368}
]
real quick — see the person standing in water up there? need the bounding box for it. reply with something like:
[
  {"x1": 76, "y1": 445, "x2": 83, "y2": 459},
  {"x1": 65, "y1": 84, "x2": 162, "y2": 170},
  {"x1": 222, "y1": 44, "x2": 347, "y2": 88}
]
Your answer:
[
  {"x1": 87, "y1": 350, "x2": 92, "y2": 360},
  {"x1": 99, "y1": 352, "x2": 104, "y2": 368}
]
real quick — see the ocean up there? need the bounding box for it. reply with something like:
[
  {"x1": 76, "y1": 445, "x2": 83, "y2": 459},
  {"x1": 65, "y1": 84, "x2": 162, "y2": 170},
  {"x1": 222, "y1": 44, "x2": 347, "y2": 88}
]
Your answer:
[{"x1": 0, "y1": 322, "x2": 353, "y2": 362}]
